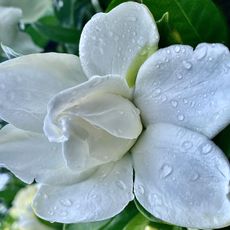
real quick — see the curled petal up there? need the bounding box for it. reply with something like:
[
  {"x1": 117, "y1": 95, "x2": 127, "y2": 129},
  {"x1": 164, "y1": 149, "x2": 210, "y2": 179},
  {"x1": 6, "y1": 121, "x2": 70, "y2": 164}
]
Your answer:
[
  {"x1": 135, "y1": 43, "x2": 230, "y2": 138},
  {"x1": 44, "y1": 75, "x2": 142, "y2": 171},
  {"x1": 132, "y1": 123, "x2": 230, "y2": 229}
]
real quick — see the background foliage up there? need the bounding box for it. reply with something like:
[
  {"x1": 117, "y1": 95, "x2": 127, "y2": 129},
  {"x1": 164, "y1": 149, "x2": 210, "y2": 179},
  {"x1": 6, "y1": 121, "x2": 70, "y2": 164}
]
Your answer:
[{"x1": 0, "y1": 0, "x2": 230, "y2": 229}]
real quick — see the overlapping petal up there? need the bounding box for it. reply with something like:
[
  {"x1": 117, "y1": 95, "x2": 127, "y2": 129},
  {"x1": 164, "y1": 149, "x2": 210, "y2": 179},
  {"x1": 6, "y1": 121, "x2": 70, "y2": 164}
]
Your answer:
[
  {"x1": 134, "y1": 43, "x2": 230, "y2": 138},
  {"x1": 132, "y1": 123, "x2": 230, "y2": 229},
  {"x1": 0, "y1": 0, "x2": 52, "y2": 23},
  {"x1": 0, "y1": 125, "x2": 63, "y2": 184},
  {"x1": 0, "y1": 53, "x2": 86, "y2": 132},
  {"x1": 0, "y1": 7, "x2": 41, "y2": 54},
  {"x1": 44, "y1": 75, "x2": 142, "y2": 171},
  {"x1": 79, "y1": 2, "x2": 159, "y2": 86},
  {"x1": 33, "y1": 155, "x2": 134, "y2": 223}
]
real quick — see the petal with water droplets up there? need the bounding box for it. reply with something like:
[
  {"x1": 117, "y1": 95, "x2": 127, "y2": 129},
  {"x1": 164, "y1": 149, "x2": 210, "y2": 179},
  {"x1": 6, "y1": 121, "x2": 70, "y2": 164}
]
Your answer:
[
  {"x1": 0, "y1": 53, "x2": 86, "y2": 133},
  {"x1": 33, "y1": 155, "x2": 134, "y2": 223},
  {"x1": 79, "y1": 2, "x2": 159, "y2": 86},
  {"x1": 132, "y1": 123, "x2": 230, "y2": 229},
  {"x1": 134, "y1": 43, "x2": 230, "y2": 138}
]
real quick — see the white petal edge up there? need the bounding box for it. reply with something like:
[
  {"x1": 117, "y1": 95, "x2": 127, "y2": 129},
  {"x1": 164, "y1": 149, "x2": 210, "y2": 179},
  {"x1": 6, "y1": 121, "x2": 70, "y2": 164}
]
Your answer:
[
  {"x1": 0, "y1": 124, "x2": 94, "y2": 186},
  {"x1": 0, "y1": 0, "x2": 52, "y2": 23},
  {"x1": 134, "y1": 43, "x2": 230, "y2": 138},
  {"x1": 0, "y1": 7, "x2": 22, "y2": 45},
  {"x1": 0, "y1": 53, "x2": 87, "y2": 133},
  {"x1": 132, "y1": 123, "x2": 230, "y2": 229},
  {"x1": 44, "y1": 75, "x2": 139, "y2": 142},
  {"x1": 33, "y1": 155, "x2": 134, "y2": 224},
  {"x1": 79, "y1": 2, "x2": 159, "y2": 85}
]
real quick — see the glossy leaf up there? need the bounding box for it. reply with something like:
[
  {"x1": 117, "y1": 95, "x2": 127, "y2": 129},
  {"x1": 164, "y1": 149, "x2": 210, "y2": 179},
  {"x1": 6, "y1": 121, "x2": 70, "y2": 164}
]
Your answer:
[{"x1": 32, "y1": 23, "x2": 81, "y2": 44}]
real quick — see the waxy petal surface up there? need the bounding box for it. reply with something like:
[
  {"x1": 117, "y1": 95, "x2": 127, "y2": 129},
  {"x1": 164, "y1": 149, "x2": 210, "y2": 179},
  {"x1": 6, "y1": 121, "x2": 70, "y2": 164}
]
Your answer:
[
  {"x1": 33, "y1": 155, "x2": 134, "y2": 223},
  {"x1": 132, "y1": 123, "x2": 230, "y2": 229},
  {"x1": 0, "y1": 53, "x2": 86, "y2": 132},
  {"x1": 80, "y1": 2, "x2": 159, "y2": 85},
  {"x1": 135, "y1": 43, "x2": 230, "y2": 138}
]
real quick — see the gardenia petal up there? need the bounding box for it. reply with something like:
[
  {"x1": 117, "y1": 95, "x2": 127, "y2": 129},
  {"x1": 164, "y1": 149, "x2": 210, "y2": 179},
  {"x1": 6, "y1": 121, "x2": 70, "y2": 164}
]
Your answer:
[
  {"x1": 62, "y1": 116, "x2": 135, "y2": 171},
  {"x1": 44, "y1": 75, "x2": 142, "y2": 171},
  {"x1": 0, "y1": 0, "x2": 52, "y2": 23},
  {"x1": 0, "y1": 125, "x2": 64, "y2": 184},
  {"x1": 44, "y1": 75, "x2": 138, "y2": 142},
  {"x1": 79, "y1": 2, "x2": 159, "y2": 86},
  {"x1": 134, "y1": 43, "x2": 230, "y2": 138},
  {"x1": 33, "y1": 155, "x2": 134, "y2": 223},
  {"x1": 0, "y1": 53, "x2": 86, "y2": 133},
  {"x1": 132, "y1": 123, "x2": 230, "y2": 229},
  {"x1": 0, "y1": 6, "x2": 41, "y2": 54}
]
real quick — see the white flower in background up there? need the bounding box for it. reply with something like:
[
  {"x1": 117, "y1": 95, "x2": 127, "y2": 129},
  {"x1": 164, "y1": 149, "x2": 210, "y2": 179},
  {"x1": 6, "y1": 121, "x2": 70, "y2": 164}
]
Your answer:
[
  {"x1": 0, "y1": 2, "x2": 229, "y2": 229},
  {"x1": 0, "y1": 0, "x2": 52, "y2": 55},
  {"x1": 9, "y1": 185, "x2": 53, "y2": 230}
]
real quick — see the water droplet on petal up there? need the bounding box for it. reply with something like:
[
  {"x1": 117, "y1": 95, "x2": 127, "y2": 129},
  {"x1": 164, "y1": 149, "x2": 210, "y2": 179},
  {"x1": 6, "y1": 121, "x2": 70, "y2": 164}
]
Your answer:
[
  {"x1": 116, "y1": 180, "x2": 126, "y2": 190},
  {"x1": 200, "y1": 143, "x2": 212, "y2": 154},
  {"x1": 160, "y1": 164, "x2": 173, "y2": 178},
  {"x1": 136, "y1": 185, "x2": 144, "y2": 194},
  {"x1": 171, "y1": 100, "x2": 178, "y2": 108},
  {"x1": 43, "y1": 194, "x2": 48, "y2": 199},
  {"x1": 195, "y1": 46, "x2": 207, "y2": 60},
  {"x1": 183, "y1": 60, "x2": 192, "y2": 69},
  {"x1": 60, "y1": 199, "x2": 72, "y2": 207},
  {"x1": 177, "y1": 74, "x2": 183, "y2": 80},
  {"x1": 48, "y1": 210, "x2": 54, "y2": 216},
  {"x1": 182, "y1": 141, "x2": 193, "y2": 150},
  {"x1": 190, "y1": 172, "x2": 200, "y2": 181},
  {"x1": 177, "y1": 114, "x2": 185, "y2": 121},
  {"x1": 174, "y1": 46, "x2": 181, "y2": 53}
]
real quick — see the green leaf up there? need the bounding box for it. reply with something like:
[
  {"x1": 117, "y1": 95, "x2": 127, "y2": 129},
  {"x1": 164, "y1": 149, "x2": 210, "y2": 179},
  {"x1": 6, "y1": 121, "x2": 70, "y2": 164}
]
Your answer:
[
  {"x1": 123, "y1": 213, "x2": 149, "y2": 230},
  {"x1": 31, "y1": 23, "x2": 81, "y2": 44},
  {"x1": 143, "y1": 0, "x2": 229, "y2": 47},
  {"x1": 213, "y1": 124, "x2": 230, "y2": 158},
  {"x1": 106, "y1": 0, "x2": 229, "y2": 47}
]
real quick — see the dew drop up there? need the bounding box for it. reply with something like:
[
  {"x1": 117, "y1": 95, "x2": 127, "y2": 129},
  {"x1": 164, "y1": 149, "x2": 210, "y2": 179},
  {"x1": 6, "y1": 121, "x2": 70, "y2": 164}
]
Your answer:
[
  {"x1": 182, "y1": 141, "x2": 193, "y2": 150},
  {"x1": 195, "y1": 46, "x2": 207, "y2": 60},
  {"x1": 160, "y1": 164, "x2": 173, "y2": 178},
  {"x1": 177, "y1": 114, "x2": 185, "y2": 121},
  {"x1": 183, "y1": 60, "x2": 192, "y2": 70},
  {"x1": 48, "y1": 210, "x2": 54, "y2": 216},
  {"x1": 152, "y1": 88, "x2": 161, "y2": 97},
  {"x1": 208, "y1": 57, "x2": 213, "y2": 61},
  {"x1": 116, "y1": 180, "x2": 126, "y2": 190},
  {"x1": 60, "y1": 199, "x2": 72, "y2": 207},
  {"x1": 136, "y1": 185, "x2": 144, "y2": 194},
  {"x1": 177, "y1": 74, "x2": 183, "y2": 80},
  {"x1": 183, "y1": 98, "x2": 188, "y2": 104},
  {"x1": 200, "y1": 143, "x2": 212, "y2": 154},
  {"x1": 190, "y1": 172, "x2": 200, "y2": 181},
  {"x1": 174, "y1": 46, "x2": 180, "y2": 53},
  {"x1": 171, "y1": 100, "x2": 178, "y2": 108},
  {"x1": 43, "y1": 193, "x2": 48, "y2": 199}
]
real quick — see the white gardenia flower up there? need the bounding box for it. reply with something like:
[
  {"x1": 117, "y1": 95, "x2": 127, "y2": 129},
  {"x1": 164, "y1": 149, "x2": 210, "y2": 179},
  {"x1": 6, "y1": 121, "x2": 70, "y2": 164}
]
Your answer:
[
  {"x1": 0, "y1": 2, "x2": 230, "y2": 229},
  {"x1": 0, "y1": 0, "x2": 52, "y2": 55},
  {"x1": 9, "y1": 185, "x2": 53, "y2": 230}
]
